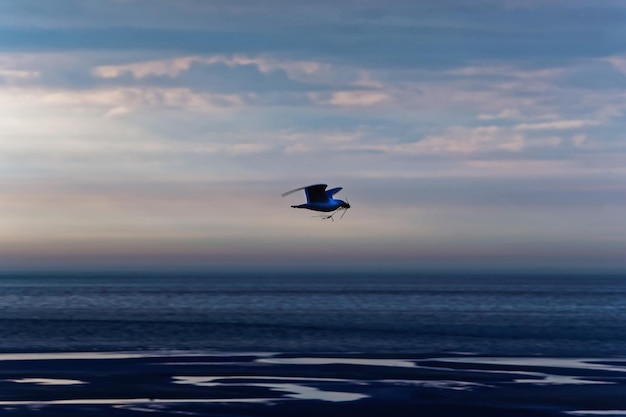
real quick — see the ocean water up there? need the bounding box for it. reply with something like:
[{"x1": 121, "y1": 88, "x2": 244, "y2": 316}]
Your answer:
[{"x1": 0, "y1": 272, "x2": 625, "y2": 356}]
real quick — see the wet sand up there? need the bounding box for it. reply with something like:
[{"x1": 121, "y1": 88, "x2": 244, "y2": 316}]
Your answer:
[{"x1": 1, "y1": 351, "x2": 625, "y2": 416}]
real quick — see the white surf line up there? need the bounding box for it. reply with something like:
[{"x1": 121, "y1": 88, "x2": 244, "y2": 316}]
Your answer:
[
  {"x1": 0, "y1": 351, "x2": 276, "y2": 362},
  {"x1": 379, "y1": 379, "x2": 490, "y2": 390},
  {"x1": 0, "y1": 352, "x2": 190, "y2": 361},
  {"x1": 8, "y1": 378, "x2": 86, "y2": 386},
  {"x1": 0, "y1": 398, "x2": 274, "y2": 406},
  {"x1": 566, "y1": 411, "x2": 626, "y2": 416},
  {"x1": 513, "y1": 374, "x2": 614, "y2": 385},
  {"x1": 424, "y1": 357, "x2": 625, "y2": 385},
  {"x1": 173, "y1": 376, "x2": 353, "y2": 385},
  {"x1": 430, "y1": 357, "x2": 626, "y2": 374},
  {"x1": 158, "y1": 360, "x2": 276, "y2": 366},
  {"x1": 257, "y1": 357, "x2": 417, "y2": 368},
  {"x1": 408, "y1": 359, "x2": 609, "y2": 383}
]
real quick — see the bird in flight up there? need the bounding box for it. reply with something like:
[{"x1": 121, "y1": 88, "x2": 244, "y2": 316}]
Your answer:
[{"x1": 282, "y1": 184, "x2": 351, "y2": 220}]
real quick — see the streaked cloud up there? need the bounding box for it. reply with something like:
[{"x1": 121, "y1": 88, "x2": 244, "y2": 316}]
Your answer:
[
  {"x1": 314, "y1": 90, "x2": 390, "y2": 107},
  {"x1": 477, "y1": 109, "x2": 523, "y2": 121},
  {"x1": 514, "y1": 120, "x2": 601, "y2": 131}
]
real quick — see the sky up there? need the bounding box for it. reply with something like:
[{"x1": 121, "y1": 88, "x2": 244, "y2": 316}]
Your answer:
[{"x1": 1, "y1": 0, "x2": 625, "y2": 273}]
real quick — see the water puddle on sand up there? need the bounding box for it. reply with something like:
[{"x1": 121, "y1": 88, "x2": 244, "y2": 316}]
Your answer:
[{"x1": 173, "y1": 376, "x2": 367, "y2": 402}]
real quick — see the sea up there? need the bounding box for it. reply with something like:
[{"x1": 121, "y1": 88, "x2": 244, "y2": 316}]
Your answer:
[{"x1": 0, "y1": 271, "x2": 624, "y2": 356}]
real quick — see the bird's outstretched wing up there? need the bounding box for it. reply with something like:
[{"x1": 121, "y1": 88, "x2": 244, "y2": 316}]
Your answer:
[
  {"x1": 281, "y1": 186, "x2": 307, "y2": 197},
  {"x1": 281, "y1": 184, "x2": 329, "y2": 203},
  {"x1": 325, "y1": 187, "x2": 342, "y2": 198},
  {"x1": 304, "y1": 184, "x2": 329, "y2": 203}
]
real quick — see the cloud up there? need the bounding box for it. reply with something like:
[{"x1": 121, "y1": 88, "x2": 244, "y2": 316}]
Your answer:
[
  {"x1": 313, "y1": 90, "x2": 390, "y2": 107},
  {"x1": 94, "y1": 55, "x2": 326, "y2": 81},
  {"x1": 571, "y1": 134, "x2": 588, "y2": 148},
  {"x1": 225, "y1": 143, "x2": 273, "y2": 155},
  {"x1": 514, "y1": 120, "x2": 600, "y2": 130},
  {"x1": 0, "y1": 68, "x2": 39, "y2": 83},
  {"x1": 477, "y1": 109, "x2": 523, "y2": 120},
  {"x1": 402, "y1": 126, "x2": 528, "y2": 154},
  {"x1": 94, "y1": 60, "x2": 330, "y2": 94},
  {"x1": 2, "y1": 1, "x2": 625, "y2": 70},
  {"x1": 606, "y1": 55, "x2": 626, "y2": 74},
  {"x1": 39, "y1": 87, "x2": 245, "y2": 114},
  {"x1": 2, "y1": 52, "x2": 371, "y2": 109}
]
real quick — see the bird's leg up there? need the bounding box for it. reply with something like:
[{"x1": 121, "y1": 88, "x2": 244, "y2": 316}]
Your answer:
[{"x1": 313, "y1": 208, "x2": 345, "y2": 221}]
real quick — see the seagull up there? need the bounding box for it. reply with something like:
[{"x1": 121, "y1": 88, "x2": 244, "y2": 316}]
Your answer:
[{"x1": 281, "y1": 184, "x2": 351, "y2": 220}]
